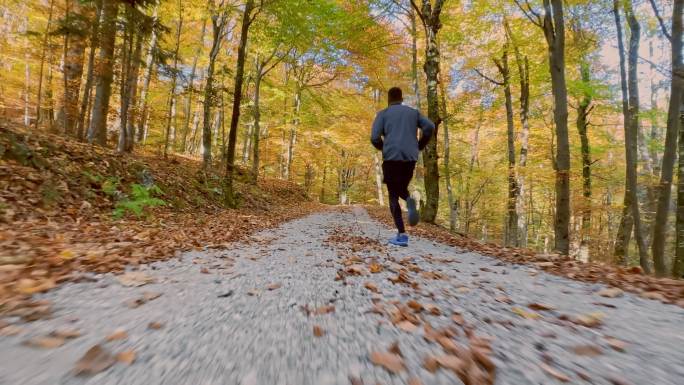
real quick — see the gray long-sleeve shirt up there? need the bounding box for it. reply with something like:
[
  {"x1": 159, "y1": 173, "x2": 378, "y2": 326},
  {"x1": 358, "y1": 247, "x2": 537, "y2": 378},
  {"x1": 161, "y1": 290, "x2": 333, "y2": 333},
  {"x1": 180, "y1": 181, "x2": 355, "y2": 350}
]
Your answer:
[{"x1": 370, "y1": 102, "x2": 435, "y2": 161}]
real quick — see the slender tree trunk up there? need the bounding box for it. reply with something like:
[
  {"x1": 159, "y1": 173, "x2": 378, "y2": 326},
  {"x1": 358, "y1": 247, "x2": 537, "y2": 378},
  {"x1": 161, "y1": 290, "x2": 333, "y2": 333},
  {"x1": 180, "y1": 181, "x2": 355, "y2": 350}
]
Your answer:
[
  {"x1": 182, "y1": 18, "x2": 207, "y2": 152},
  {"x1": 224, "y1": 0, "x2": 256, "y2": 205},
  {"x1": 203, "y1": 12, "x2": 225, "y2": 169},
  {"x1": 439, "y1": 68, "x2": 456, "y2": 232},
  {"x1": 411, "y1": 0, "x2": 445, "y2": 224},
  {"x1": 284, "y1": 86, "x2": 301, "y2": 180},
  {"x1": 58, "y1": 0, "x2": 86, "y2": 137},
  {"x1": 374, "y1": 152, "x2": 385, "y2": 205},
  {"x1": 655, "y1": 0, "x2": 684, "y2": 276},
  {"x1": 124, "y1": 32, "x2": 143, "y2": 151},
  {"x1": 624, "y1": 1, "x2": 651, "y2": 273},
  {"x1": 164, "y1": 8, "x2": 183, "y2": 157},
  {"x1": 251, "y1": 70, "x2": 263, "y2": 183},
  {"x1": 35, "y1": 0, "x2": 55, "y2": 129},
  {"x1": 541, "y1": 0, "x2": 571, "y2": 254},
  {"x1": 77, "y1": 0, "x2": 103, "y2": 141},
  {"x1": 136, "y1": 6, "x2": 158, "y2": 143},
  {"x1": 117, "y1": 10, "x2": 133, "y2": 153},
  {"x1": 87, "y1": 0, "x2": 118, "y2": 146},
  {"x1": 577, "y1": 61, "x2": 593, "y2": 260}
]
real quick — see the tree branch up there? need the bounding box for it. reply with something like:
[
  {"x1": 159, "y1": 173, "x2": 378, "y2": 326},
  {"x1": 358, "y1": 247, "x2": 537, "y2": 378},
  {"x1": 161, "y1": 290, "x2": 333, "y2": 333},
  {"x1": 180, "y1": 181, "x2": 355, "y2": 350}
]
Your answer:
[
  {"x1": 647, "y1": 0, "x2": 672, "y2": 40},
  {"x1": 513, "y1": 0, "x2": 542, "y2": 27},
  {"x1": 473, "y1": 68, "x2": 503, "y2": 86}
]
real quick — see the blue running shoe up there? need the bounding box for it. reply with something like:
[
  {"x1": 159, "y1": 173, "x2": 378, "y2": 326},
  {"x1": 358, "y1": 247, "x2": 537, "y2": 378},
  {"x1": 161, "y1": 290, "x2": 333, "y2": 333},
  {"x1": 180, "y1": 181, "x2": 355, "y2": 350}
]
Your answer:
[
  {"x1": 406, "y1": 197, "x2": 420, "y2": 226},
  {"x1": 388, "y1": 233, "x2": 409, "y2": 247}
]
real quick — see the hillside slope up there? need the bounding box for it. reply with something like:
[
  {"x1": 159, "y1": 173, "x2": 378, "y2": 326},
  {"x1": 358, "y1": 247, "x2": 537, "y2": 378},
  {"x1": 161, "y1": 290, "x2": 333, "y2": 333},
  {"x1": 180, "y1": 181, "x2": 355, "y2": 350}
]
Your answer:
[{"x1": 0, "y1": 127, "x2": 320, "y2": 311}]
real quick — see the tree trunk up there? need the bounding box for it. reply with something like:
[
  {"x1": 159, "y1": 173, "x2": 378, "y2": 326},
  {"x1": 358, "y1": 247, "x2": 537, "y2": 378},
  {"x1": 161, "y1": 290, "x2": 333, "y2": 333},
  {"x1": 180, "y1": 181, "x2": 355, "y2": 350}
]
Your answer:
[
  {"x1": 577, "y1": 61, "x2": 593, "y2": 260},
  {"x1": 224, "y1": 0, "x2": 256, "y2": 206},
  {"x1": 164, "y1": 9, "x2": 183, "y2": 157},
  {"x1": 35, "y1": 0, "x2": 55, "y2": 129},
  {"x1": 117, "y1": 9, "x2": 133, "y2": 153},
  {"x1": 512, "y1": 34, "x2": 530, "y2": 247},
  {"x1": 87, "y1": 0, "x2": 118, "y2": 146},
  {"x1": 58, "y1": 0, "x2": 86, "y2": 137},
  {"x1": 124, "y1": 31, "x2": 143, "y2": 151},
  {"x1": 656, "y1": 0, "x2": 683, "y2": 276},
  {"x1": 181, "y1": 18, "x2": 206, "y2": 152},
  {"x1": 136, "y1": 6, "x2": 158, "y2": 143},
  {"x1": 251, "y1": 70, "x2": 263, "y2": 183},
  {"x1": 202, "y1": 12, "x2": 226, "y2": 169},
  {"x1": 284, "y1": 86, "x2": 301, "y2": 180},
  {"x1": 78, "y1": 0, "x2": 103, "y2": 141},
  {"x1": 413, "y1": 0, "x2": 445, "y2": 224},
  {"x1": 616, "y1": 0, "x2": 651, "y2": 273},
  {"x1": 374, "y1": 152, "x2": 385, "y2": 206},
  {"x1": 541, "y1": 0, "x2": 571, "y2": 254},
  {"x1": 439, "y1": 67, "x2": 456, "y2": 232}
]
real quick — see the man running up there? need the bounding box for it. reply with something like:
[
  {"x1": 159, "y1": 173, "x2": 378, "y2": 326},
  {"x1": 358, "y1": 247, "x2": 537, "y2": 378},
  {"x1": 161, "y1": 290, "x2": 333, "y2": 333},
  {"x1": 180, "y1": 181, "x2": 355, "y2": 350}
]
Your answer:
[{"x1": 371, "y1": 87, "x2": 435, "y2": 247}]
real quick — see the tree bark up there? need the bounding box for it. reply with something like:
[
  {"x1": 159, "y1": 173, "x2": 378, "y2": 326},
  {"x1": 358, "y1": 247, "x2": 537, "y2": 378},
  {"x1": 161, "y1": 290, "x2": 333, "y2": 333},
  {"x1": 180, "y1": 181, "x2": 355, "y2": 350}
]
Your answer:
[
  {"x1": 650, "y1": 0, "x2": 683, "y2": 276},
  {"x1": 224, "y1": 0, "x2": 256, "y2": 206},
  {"x1": 136, "y1": 6, "x2": 158, "y2": 143},
  {"x1": 58, "y1": 0, "x2": 86, "y2": 137},
  {"x1": 182, "y1": 18, "x2": 207, "y2": 152},
  {"x1": 78, "y1": 0, "x2": 103, "y2": 141},
  {"x1": 540, "y1": 0, "x2": 571, "y2": 254},
  {"x1": 87, "y1": 0, "x2": 118, "y2": 146},
  {"x1": 439, "y1": 65, "x2": 456, "y2": 232},
  {"x1": 164, "y1": 7, "x2": 183, "y2": 157},
  {"x1": 506, "y1": 19, "x2": 530, "y2": 247},
  {"x1": 35, "y1": 0, "x2": 55, "y2": 129},
  {"x1": 576, "y1": 61, "x2": 593, "y2": 260},
  {"x1": 251, "y1": 68, "x2": 263, "y2": 182},
  {"x1": 202, "y1": 9, "x2": 227, "y2": 169},
  {"x1": 411, "y1": 0, "x2": 445, "y2": 224}
]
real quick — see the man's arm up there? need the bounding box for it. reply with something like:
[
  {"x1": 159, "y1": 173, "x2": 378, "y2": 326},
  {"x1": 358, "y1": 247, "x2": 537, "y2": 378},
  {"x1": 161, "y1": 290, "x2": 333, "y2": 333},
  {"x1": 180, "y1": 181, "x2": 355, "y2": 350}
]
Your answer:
[
  {"x1": 417, "y1": 112, "x2": 435, "y2": 150},
  {"x1": 370, "y1": 111, "x2": 384, "y2": 150}
]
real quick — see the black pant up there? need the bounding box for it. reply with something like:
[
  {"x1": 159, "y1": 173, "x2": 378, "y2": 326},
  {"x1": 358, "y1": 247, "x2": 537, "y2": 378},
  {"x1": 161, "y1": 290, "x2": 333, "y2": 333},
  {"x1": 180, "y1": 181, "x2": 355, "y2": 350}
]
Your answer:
[{"x1": 382, "y1": 160, "x2": 416, "y2": 233}]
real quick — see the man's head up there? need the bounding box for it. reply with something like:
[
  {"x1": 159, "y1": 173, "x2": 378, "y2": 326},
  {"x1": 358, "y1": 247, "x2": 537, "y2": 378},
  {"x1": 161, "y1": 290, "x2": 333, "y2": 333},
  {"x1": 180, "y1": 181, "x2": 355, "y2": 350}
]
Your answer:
[{"x1": 388, "y1": 87, "x2": 403, "y2": 104}]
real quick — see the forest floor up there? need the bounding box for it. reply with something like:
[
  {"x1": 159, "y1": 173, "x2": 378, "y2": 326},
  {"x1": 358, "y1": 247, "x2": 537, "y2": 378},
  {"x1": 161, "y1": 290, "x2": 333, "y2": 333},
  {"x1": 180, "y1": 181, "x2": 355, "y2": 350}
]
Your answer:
[
  {"x1": 0, "y1": 207, "x2": 682, "y2": 385},
  {"x1": 2, "y1": 127, "x2": 684, "y2": 385}
]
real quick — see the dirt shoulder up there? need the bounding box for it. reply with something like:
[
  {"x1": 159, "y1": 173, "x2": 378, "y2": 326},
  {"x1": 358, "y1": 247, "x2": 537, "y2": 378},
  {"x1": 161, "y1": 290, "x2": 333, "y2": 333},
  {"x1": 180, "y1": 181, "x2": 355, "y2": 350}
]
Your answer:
[
  {"x1": 364, "y1": 205, "x2": 684, "y2": 307},
  {"x1": 0, "y1": 127, "x2": 324, "y2": 313}
]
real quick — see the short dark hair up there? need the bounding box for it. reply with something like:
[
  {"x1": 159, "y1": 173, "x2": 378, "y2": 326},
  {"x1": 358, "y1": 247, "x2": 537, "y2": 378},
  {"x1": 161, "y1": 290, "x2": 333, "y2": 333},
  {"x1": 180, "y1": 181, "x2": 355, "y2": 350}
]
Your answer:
[{"x1": 388, "y1": 87, "x2": 403, "y2": 103}]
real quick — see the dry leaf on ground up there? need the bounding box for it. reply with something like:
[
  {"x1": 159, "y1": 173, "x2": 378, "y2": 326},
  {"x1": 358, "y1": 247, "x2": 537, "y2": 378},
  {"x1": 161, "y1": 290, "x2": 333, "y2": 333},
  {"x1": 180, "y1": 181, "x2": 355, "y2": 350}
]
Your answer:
[
  {"x1": 116, "y1": 272, "x2": 155, "y2": 287},
  {"x1": 105, "y1": 328, "x2": 128, "y2": 341},
  {"x1": 266, "y1": 283, "x2": 282, "y2": 290},
  {"x1": 313, "y1": 305, "x2": 335, "y2": 315},
  {"x1": 571, "y1": 344, "x2": 603, "y2": 356},
  {"x1": 396, "y1": 320, "x2": 418, "y2": 333},
  {"x1": 116, "y1": 350, "x2": 136, "y2": 365},
  {"x1": 74, "y1": 344, "x2": 116, "y2": 376},
  {"x1": 50, "y1": 329, "x2": 81, "y2": 339},
  {"x1": 597, "y1": 287, "x2": 624, "y2": 298},
  {"x1": 369, "y1": 350, "x2": 405, "y2": 373},
  {"x1": 539, "y1": 363, "x2": 571, "y2": 382},
  {"x1": 313, "y1": 325, "x2": 325, "y2": 337},
  {"x1": 148, "y1": 322, "x2": 164, "y2": 330},
  {"x1": 23, "y1": 336, "x2": 65, "y2": 349},
  {"x1": 605, "y1": 337, "x2": 627, "y2": 352}
]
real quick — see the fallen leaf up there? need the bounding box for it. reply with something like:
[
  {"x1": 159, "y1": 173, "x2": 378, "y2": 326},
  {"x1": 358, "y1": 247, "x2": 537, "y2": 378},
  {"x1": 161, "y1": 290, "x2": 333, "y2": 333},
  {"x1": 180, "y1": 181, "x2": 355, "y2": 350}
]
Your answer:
[
  {"x1": 423, "y1": 355, "x2": 439, "y2": 373},
  {"x1": 200, "y1": 267, "x2": 210, "y2": 274},
  {"x1": 571, "y1": 344, "x2": 603, "y2": 356},
  {"x1": 597, "y1": 287, "x2": 623, "y2": 298},
  {"x1": 50, "y1": 329, "x2": 81, "y2": 339},
  {"x1": 148, "y1": 322, "x2": 164, "y2": 330},
  {"x1": 511, "y1": 307, "x2": 541, "y2": 319},
  {"x1": 494, "y1": 295, "x2": 512, "y2": 304},
  {"x1": 23, "y1": 336, "x2": 65, "y2": 349},
  {"x1": 388, "y1": 341, "x2": 403, "y2": 357},
  {"x1": 363, "y1": 282, "x2": 379, "y2": 293},
  {"x1": 313, "y1": 325, "x2": 325, "y2": 337},
  {"x1": 369, "y1": 262, "x2": 383, "y2": 273},
  {"x1": 117, "y1": 272, "x2": 155, "y2": 287},
  {"x1": 540, "y1": 363, "x2": 570, "y2": 382},
  {"x1": 369, "y1": 351, "x2": 405, "y2": 373},
  {"x1": 435, "y1": 354, "x2": 465, "y2": 372},
  {"x1": 74, "y1": 345, "x2": 116, "y2": 376},
  {"x1": 437, "y1": 336, "x2": 460, "y2": 354},
  {"x1": 641, "y1": 291, "x2": 666, "y2": 301},
  {"x1": 605, "y1": 337, "x2": 627, "y2": 352},
  {"x1": 451, "y1": 313, "x2": 465, "y2": 325},
  {"x1": 266, "y1": 283, "x2": 282, "y2": 290},
  {"x1": 407, "y1": 300, "x2": 424, "y2": 312},
  {"x1": 528, "y1": 303, "x2": 556, "y2": 311},
  {"x1": 0, "y1": 325, "x2": 23, "y2": 336},
  {"x1": 313, "y1": 305, "x2": 335, "y2": 315},
  {"x1": 407, "y1": 377, "x2": 423, "y2": 385},
  {"x1": 116, "y1": 349, "x2": 136, "y2": 365},
  {"x1": 105, "y1": 328, "x2": 128, "y2": 341},
  {"x1": 396, "y1": 320, "x2": 417, "y2": 333},
  {"x1": 456, "y1": 286, "x2": 471, "y2": 294},
  {"x1": 572, "y1": 312, "x2": 604, "y2": 328}
]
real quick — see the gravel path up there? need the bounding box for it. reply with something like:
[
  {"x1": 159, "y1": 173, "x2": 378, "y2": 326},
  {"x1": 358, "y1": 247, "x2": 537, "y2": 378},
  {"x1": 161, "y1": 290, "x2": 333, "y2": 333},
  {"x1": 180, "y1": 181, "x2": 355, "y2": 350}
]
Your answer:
[{"x1": 1, "y1": 207, "x2": 682, "y2": 385}]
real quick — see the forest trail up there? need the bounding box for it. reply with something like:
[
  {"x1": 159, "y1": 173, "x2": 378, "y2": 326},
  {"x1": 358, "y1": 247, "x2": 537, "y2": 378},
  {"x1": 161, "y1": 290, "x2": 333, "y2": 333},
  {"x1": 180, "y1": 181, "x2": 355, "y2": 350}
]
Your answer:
[{"x1": 1, "y1": 207, "x2": 682, "y2": 385}]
